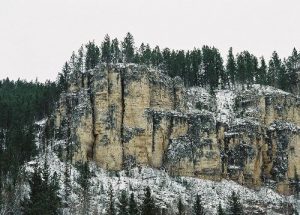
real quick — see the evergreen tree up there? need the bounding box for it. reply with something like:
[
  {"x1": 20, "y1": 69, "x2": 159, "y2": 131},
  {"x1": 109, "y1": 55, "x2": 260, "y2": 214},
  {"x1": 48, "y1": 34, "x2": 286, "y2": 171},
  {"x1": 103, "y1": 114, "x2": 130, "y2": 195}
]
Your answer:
[
  {"x1": 201, "y1": 46, "x2": 223, "y2": 92},
  {"x1": 257, "y1": 57, "x2": 267, "y2": 85},
  {"x1": 236, "y1": 51, "x2": 257, "y2": 88},
  {"x1": 143, "y1": 44, "x2": 152, "y2": 65},
  {"x1": 47, "y1": 172, "x2": 61, "y2": 213},
  {"x1": 59, "y1": 62, "x2": 71, "y2": 90},
  {"x1": 227, "y1": 191, "x2": 243, "y2": 215},
  {"x1": 63, "y1": 163, "x2": 71, "y2": 207},
  {"x1": 122, "y1": 33, "x2": 135, "y2": 63},
  {"x1": 141, "y1": 186, "x2": 156, "y2": 215},
  {"x1": 118, "y1": 190, "x2": 129, "y2": 215},
  {"x1": 251, "y1": 55, "x2": 259, "y2": 84},
  {"x1": 177, "y1": 197, "x2": 184, "y2": 215},
  {"x1": 85, "y1": 41, "x2": 100, "y2": 70},
  {"x1": 77, "y1": 161, "x2": 91, "y2": 212},
  {"x1": 267, "y1": 51, "x2": 282, "y2": 87},
  {"x1": 217, "y1": 202, "x2": 225, "y2": 215},
  {"x1": 285, "y1": 48, "x2": 299, "y2": 92},
  {"x1": 69, "y1": 51, "x2": 77, "y2": 73},
  {"x1": 128, "y1": 193, "x2": 139, "y2": 215},
  {"x1": 68, "y1": 51, "x2": 80, "y2": 87},
  {"x1": 226, "y1": 47, "x2": 236, "y2": 87},
  {"x1": 21, "y1": 164, "x2": 61, "y2": 215},
  {"x1": 101, "y1": 34, "x2": 112, "y2": 63},
  {"x1": 176, "y1": 50, "x2": 186, "y2": 82},
  {"x1": 185, "y1": 51, "x2": 192, "y2": 86},
  {"x1": 190, "y1": 48, "x2": 202, "y2": 86},
  {"x1": 0, "y1": 172, "x2": 2, "y2": 212},
  {"x1": 77, "y1": 161, "x2": 91, "y2": 191},
  {"x1": 236, "y1": 53, "x2": 246, "y2": 87},
  {"x1": 138, "y1": 43, "x2": 146, "y2": 64},
  {"x1": 162, "y1": 47, "x2": 171, "y2": 72},
  {"x1": 77, "y1": 45, "x2": 84, "y2": 72},
  {"x1": 111, "y1": 38, "x2": 121, "y2": 63},
  {"x1": 107, "y1": 183, "x2": 116, "y2": 215},
  {"x1": 151, "y1": 45, "x2": 163, "y2": 67},
  {"x1": 133, "y1": 52, "x2": 141, "y2": 64},
  {"x1": 278, "y1": 63, "x2": 287, "y2": 90},
  {"x1": 193, "y1": 194, "x2": 205, "y2": 215},
  {"x1": 21, "y1": 164, "x2": 43, "y2": 214},
  {"x1": 294, "y1": 168, "x2": 300, "y2": 198}
]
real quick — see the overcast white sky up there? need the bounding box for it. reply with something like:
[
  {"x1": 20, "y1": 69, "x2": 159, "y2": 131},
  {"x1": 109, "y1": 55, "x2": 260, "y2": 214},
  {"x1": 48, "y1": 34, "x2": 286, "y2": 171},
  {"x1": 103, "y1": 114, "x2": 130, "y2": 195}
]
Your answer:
[{"x1": 1, "y1": 0, "x2": 300, "y2": 81}]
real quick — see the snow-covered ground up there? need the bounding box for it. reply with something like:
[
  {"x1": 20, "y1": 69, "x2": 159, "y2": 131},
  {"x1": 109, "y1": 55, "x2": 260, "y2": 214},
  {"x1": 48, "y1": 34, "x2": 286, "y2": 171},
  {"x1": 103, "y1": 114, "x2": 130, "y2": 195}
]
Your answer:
[
  {"x1": 215, "y1": 90, "x2": 235, "y2": 124},
  {"x1": 23, "y1": 142, "x2": 297, "y2": 215}
]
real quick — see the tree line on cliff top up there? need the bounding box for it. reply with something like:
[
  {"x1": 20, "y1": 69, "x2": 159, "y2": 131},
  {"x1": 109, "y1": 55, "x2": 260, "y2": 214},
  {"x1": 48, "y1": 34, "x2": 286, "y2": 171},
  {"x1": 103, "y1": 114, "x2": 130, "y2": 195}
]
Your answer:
[{"x1": 60, "y1": 32, "x2": 300, "y2": 93}]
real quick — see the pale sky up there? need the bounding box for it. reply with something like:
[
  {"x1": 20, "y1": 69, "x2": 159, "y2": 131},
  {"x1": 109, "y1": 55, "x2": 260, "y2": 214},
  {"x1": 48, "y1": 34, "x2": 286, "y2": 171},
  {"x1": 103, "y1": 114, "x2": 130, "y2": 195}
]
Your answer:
[{"x1": 1, "y1": 0, "x2": 300, "y2": 82}]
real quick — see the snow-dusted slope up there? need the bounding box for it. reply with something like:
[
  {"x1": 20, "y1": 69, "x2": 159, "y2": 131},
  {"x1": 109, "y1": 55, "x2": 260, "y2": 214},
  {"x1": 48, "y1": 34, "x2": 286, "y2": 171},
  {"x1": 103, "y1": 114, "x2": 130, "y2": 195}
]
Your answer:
[
  {"x1": 24, "y1": 146, "x2": 296, "y2": 215},
  {"x1": 22, "y1": 120, "x2": 298, "y2": 215}
]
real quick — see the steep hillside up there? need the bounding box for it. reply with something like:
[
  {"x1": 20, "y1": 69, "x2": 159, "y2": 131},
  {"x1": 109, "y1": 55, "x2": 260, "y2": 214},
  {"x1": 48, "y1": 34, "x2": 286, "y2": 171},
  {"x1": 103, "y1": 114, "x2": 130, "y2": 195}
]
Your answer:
[{"x1": 53, "y1": 63, "x2": 300, "y2": 196}]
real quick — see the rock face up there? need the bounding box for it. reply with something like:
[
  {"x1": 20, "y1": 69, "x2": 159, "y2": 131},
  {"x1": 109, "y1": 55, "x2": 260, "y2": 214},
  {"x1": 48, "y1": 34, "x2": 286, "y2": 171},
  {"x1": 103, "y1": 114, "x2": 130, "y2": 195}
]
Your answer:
[{"x1": 54, "y1": 64, "x2": 300, "y2": 194}]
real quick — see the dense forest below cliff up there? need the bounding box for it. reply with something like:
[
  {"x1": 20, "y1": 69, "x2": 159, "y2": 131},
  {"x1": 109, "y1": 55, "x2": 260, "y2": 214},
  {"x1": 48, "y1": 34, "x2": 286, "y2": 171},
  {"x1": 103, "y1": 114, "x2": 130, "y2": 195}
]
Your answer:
[{"x1": 0, "y1": 33, "x2": 299, "y2": 214}]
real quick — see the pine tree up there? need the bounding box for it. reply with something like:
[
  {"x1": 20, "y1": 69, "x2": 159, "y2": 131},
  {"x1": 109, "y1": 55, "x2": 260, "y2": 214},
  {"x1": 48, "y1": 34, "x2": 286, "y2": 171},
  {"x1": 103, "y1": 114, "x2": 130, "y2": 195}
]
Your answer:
[
  {"x1": 267, "y1": 51, "x2": 282, "y2": 87},
  {"x1": 151, "y1": 46, "x2": 163, "y2": 67},
  {"x1": 185, "y1": 51, "x2": 192, "y2": 86},
  {"x1": 64, "y1": 163, "x2": 71, "y2": 207},
  {"x1": 85, "y1": 41, "x2": 100, "y2": 70},
  {"x1": 0, "y1": 172, "x2": 2, "y2": 212},
  {"x1": 226, "y1": 47, "x2": 236, "y2": 87},
  {"x1": 21, "y1": 164, "x2": 61, "y2": 215},
  {"x1": 227, "y1": 191, "x2": 243, "y2": 215},
  {"x1": 77, "y1": 161, "x2": 91, "y2": 212},
  {"x1": 236, "y1": 51, "x2": 257, "y2": 88},
  {"x1": 236, "y1": 53, "x2": 246, "y2": 87},
  {"x1": 107, "y1": 183, "x2": 116, "y2": 215},
  {"x1": 111, "y1": 38, "x2": 121, "y2": 63},
  {"x1": 77, "y1": 45, "x2": 84, "y2": 72},
  {"x1": 177, "y1": 197, "x2": 184, "y2": 215},
  {"x1": 138, "y1": 43, "x2": 146, "y2": 64},
  {"x1": 59, "y1": 62, "x2": 71, "y2": 90},
  {"x1": 257, "y1": 57, "x2": 267, "y2": 85},
  {"x1": 285, "y1": 48, "x2": 299, "y2": 92},
  {"x1": 201, "y1": 46, "x2": 223, "y2": 92},
  {"x1": 162, "y1": 47, "x2": 171, "y2": 72},
  {"x1": 118, "y1": 190, "x2": 129, "y2": 215},
  {"x1": 128, "y1": 193, "x2": 139, "y2": 215},
  {"x1": 193, "y1": 194, "x2": 205, "y2": 215},
  {"x1": 77, "y1": 161, "x2": 90, "y2": 191},
  {"x1": 143, "y1": 44, "x2": 152, "y2": 65},
  {"x1": 141, "y1": 186, "x2": 156, "y2": 215},
  {"x1": 278, "y1": 63, "x2": 287, "y2": 90},
  {"x1": 190, "y1": 48, "x2": 202, "y2": 86},
  {"x1": 47, "y1": 172, "x2": 61, "y2": 213},
  {"x1": 122, "y1": 33, "x2": 135, "y2": 63},
  {"x1": 21, "y1": 164, "x2": 43, "y2": 214},
  {"x1": 101, "y1": 34, "x2": 112, "y2": 63},
  {"x1": 176, "y1": 50, "x2": 186, "y2": 82},
  {"x1": 217, "y1": 202, "x2": 225, "y2": 215},
  {"x1": 294, "y1": 168, "x2": 300, "y2": 198}
]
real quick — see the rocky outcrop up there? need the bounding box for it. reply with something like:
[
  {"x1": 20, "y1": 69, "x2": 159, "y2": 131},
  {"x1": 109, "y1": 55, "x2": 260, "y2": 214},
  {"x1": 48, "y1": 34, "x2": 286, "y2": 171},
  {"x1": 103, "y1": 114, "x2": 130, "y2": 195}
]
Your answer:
[{"x1": 54, "y1": 64, "x2": 300, "y2": 194}]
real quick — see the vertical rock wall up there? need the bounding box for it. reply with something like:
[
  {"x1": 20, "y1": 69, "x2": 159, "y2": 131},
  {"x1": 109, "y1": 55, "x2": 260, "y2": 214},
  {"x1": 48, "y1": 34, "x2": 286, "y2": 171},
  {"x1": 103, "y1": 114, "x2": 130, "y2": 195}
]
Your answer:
[{"x1": 54, "y1": 64, "x2": 300, "y2": 194}]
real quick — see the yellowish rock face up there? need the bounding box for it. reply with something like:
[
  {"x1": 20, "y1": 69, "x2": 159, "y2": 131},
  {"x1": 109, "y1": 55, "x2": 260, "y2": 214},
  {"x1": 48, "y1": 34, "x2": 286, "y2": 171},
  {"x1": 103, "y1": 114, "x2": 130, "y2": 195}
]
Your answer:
[{"x1": 54, "y1": 65, "x2": 300, "y2": 195}]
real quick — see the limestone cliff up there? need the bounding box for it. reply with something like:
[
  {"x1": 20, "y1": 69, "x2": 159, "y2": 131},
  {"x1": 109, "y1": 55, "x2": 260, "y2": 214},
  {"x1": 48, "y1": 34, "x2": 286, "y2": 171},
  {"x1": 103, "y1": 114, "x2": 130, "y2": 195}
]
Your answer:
[{"x1": 53, "y1": 64, "x2": 300, "y2": 194}]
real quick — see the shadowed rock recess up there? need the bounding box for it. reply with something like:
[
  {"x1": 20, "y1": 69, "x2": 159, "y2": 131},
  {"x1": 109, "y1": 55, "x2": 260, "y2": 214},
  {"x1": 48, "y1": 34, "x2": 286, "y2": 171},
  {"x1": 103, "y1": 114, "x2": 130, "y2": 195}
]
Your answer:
[{"x1": 54, "y1": 64, "x2": 300, "y2": 195}]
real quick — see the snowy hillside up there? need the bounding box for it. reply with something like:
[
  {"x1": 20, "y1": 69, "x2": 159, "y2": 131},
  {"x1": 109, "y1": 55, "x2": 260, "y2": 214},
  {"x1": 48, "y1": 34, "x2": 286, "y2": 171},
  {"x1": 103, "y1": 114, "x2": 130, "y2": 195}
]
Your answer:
[{"x1": 20, "y1": 119, "x2": 299, "y2": 215}]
